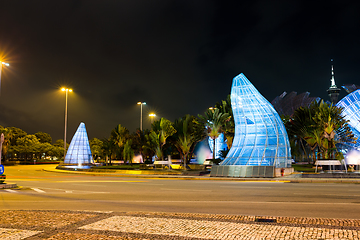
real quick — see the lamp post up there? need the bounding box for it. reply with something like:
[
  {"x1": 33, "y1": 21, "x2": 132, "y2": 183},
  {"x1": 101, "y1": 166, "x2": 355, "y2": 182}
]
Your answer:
[
  {"x1": 62, "y1": 88, "x2": 73, "y2": 162},
  {"x1": 0, "y1": 133, "x2": 4, "y2": 165},
  {"x1": 0, "y1": 61, "x2": 10, "y2": 95},
  {"x1": 137, "y1": 102, "x2": 146, "y2": 131},
  {"x1": 149, "y1": 113, "x2": 156, "y2": 124}
]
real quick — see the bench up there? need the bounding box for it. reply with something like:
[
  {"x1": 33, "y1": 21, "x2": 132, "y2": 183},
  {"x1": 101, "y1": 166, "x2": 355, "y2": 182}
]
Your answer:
[{"x1": 315, "y1": 160, "x2": 346, "y2": 173}]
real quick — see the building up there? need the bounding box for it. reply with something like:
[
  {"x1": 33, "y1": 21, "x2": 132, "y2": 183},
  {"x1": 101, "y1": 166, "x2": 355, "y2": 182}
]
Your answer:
[
  {"x1": 327, "y1": 60, "x2": 342, "y2": 104},
  {"x1": 271, "y1": 91, "x2": 320, "y2": 116}
]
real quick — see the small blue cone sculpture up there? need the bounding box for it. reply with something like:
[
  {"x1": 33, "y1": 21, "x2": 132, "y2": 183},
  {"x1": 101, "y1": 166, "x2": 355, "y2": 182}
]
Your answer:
[
  {"x1": 211, "y1": 73, "x2": 292, "y2": 177},
  {"x1": 64, "y1": 122, "x2": 94, "y2": 166}
]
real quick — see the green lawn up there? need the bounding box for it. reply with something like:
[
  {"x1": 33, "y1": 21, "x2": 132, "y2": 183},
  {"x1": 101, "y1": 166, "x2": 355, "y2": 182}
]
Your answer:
[
  {"x1": 292, "y1": 164, "x2": 316, "y2": 173},
  {"x1": 95, "y1": 165, "x2": 140, "y2": 170}
]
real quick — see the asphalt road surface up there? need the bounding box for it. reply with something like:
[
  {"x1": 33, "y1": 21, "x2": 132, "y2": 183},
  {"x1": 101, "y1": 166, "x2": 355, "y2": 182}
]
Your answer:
[{"x1": 1, "y1": 165, "x2": 360, "y2": 219}]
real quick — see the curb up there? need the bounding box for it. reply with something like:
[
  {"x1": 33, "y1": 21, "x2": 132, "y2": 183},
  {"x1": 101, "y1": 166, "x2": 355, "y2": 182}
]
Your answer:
[
  {"x1": 285, "y1": 178, "x2": 360, "y2": 183},
  {"x1": 42, "y1": 168, "x2": 290, "y2": 181},
  {"x1": 41, "y1": 167, "x2": 360, "y2": 183},
  {"x1": 0, "y1": 183, "x2": 18, "y2": 189}
]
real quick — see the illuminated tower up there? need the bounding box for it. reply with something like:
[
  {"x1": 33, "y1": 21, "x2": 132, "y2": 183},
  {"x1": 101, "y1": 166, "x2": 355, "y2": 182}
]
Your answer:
[{"x1": 327, "y1": 59, "x2": 341, "y2": 104}]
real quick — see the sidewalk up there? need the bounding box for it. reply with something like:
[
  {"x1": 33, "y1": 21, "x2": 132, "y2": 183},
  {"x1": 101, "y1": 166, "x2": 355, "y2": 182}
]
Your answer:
[
  {"x1": 0, "y1": 210, "x2": 359, "y2": 239},
  {"x1": 2, "y1": 166, "x2": 360, "y2": 239},
  {"x1": 42, "y1": 165, "x2": 360, "y2": 184}
]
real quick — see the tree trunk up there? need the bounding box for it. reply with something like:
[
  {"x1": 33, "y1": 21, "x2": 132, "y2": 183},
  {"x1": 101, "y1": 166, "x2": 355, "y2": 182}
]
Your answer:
[
  {"x1": 312, "y1": 149, "x2": 316, "y2": 163},
  {"x1": 212, "y1": 137, "x2": 216, "y2": 159},
  {"x1": 184, "y1": 154, "x2": 187, "y2": 170},
  {"x1": 300, "y1": 139, "x2": 308, "y2": 162}
]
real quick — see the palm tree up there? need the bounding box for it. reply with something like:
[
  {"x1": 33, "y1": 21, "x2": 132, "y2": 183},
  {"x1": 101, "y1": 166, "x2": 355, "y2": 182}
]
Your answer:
[
  {"x1": 131, "y1": 129, "x2": 147, "y2": 160},
  {"x1": 287, "y1": 100, "x2": 356, "y2": 162},
  {"x1": 302, "y1": 128, "x2": 321, "y2": 161},
  {"x1": 286, "y1": 106, "x2": 315, "y2": 162},
  {"x1": 110, "y1": 124, "x2": 129, "y2": 159},
  {"x1": 123, "y1": 139, "x2": 134, "y2": 164},
  {"x1": 199, "y1": 108, "x2": 230, "y2": 160},
  {"x1": 147, "y1": 118, "x2": 176, "y2": 161},
  {"x1": 313, "y1": 101, "x2": 356, "y2": 159},
  {"x1": 89, "y1": 138, "x2": 103, "y2": 161},
  {"x1": 215, "y1": 95, "x2": 235, "y2": 149},
  {"x1": 172, "y1": 115, "x2": 205, "y2": 168},
  {"x1": 101, "y1": 138, "x2": 114, "y2": 165}
]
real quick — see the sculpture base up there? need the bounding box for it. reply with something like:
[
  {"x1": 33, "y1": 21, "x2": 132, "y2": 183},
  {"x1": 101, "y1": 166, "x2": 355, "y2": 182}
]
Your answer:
[
  {"x1": 56, "y1": 164, "x2": 93, "y2": 170},
  {"x1": 210, "y1": 165, "x2": 293, "y2": 178}
]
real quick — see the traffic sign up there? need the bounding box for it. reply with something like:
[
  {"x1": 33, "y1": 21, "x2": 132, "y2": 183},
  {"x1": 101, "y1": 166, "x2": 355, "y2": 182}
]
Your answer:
[{"x1": 0, "y1": 164, "x2": 4, "y2": 175}]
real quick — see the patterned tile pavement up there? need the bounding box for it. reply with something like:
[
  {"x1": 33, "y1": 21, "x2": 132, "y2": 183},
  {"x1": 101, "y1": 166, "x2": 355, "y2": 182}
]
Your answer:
[
  {"x1": 0, "y1": 210, "x2": 359, "y2": 239},
  {"x1": 0, "y1": 228, "x2": 41, "y2": 240}
]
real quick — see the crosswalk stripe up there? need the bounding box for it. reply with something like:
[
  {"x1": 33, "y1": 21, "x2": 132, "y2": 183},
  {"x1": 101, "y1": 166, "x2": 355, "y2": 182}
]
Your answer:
[{"x1": 31, "y1": 188, "x2": 46, "y2": 193}]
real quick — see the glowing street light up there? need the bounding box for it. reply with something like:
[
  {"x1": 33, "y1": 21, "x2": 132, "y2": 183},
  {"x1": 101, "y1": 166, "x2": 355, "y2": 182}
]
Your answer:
[
  {"x1": 62, "y1": 88, "x2": 73, "y2": 161},
  {"x1": 149, "y1": 113, "x2": 156, "y2": 124},
  {"x1": 137, "y1": 102, "x2": 146, "y2": 131},
  {"x1": 0, "y1": 61, "x2": 10, "y2": 94}
]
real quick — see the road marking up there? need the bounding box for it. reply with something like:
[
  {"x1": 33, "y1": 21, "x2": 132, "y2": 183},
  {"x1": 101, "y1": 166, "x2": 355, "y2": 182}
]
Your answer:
[
  {"x1": 161, "y1": 188, "x2": 212, "y2": 192},
  {"x1": 294, "y1": 192, "x2": 360, "y2": 197},
  {"x1": 74, "y1": 210, "x2": 114, "y2": 213},
  {"x1": 222, "y1": 186, "x2": 272, "y2": 188},
  {"x1": 31, "y1": 188, "x2": 46, "y2": 193},
  {"x1": 4, "y1": 189, "x2": 17, "y2": 193},
  {"x1": 137, "y1": 183, "x2": 165, "y2": 186},
  {"x1": 32, "y1": 187, "x2": 109, "y2": 194},
  {"x1": 233, "y1": 181, "x2": 290, "y2": 183},
  {"x1": 1, "y1": 200, "x2": 360, "y2": 206},
  {"x1": 126, "y1": 200, "x2": 360, "y2": 205},
  {"x1": 56, "y1": 180, "x2": 148, "y2": 183},
  {"x1": 6, "y1": 179, "x2": 47, "y2": 181}
]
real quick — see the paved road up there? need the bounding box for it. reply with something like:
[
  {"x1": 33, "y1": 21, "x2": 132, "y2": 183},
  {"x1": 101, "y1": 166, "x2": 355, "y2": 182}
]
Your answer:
[{"x1": 2, "y1": 165, "x2": 360, "y2": 219}]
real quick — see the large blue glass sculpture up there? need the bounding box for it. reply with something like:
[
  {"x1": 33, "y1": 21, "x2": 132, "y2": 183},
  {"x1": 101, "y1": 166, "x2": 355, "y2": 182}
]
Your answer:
[
  {"x1": 211, "y1": 73, "x2": 292, "y2": 177},
  {"x1": 64, "y1": 122, "x2": 94, "y2": 165},
  {"x1": 336, "y1": 89, "x2": 360, "y2": 149}
]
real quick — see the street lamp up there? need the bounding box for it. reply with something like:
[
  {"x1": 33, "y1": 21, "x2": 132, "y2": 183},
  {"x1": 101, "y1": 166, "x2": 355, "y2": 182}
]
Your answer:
[
  {"x1": 62, "y1": 88, "x2": 73, "y2": 162},
  {"x1": 137, "y1": 102, "x2": 146, "y2": 131},
  {"x1": 0, "y1": 61, "x2": 10, "y2": 94},
  {"x1": 149, "y1": 113, "x2": 156, "y2": 124}
]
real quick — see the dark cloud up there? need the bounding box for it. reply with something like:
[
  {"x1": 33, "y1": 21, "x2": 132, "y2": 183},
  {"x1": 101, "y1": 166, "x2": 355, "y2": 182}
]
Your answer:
[{"x1": 0, "y1": 1, "x2": 360, "y2": 141}]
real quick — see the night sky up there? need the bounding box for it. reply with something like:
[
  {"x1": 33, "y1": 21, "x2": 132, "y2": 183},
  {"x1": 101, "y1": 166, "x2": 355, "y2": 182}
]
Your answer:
[{"x1": 0, "y1": 1, "x2": 360, "y2": 142}]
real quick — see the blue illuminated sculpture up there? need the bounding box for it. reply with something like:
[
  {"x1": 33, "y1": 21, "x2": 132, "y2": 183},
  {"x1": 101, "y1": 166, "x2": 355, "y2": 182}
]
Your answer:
[
  {"x1": 208, "y1": 133, "x2": 228, "y2": 159},
  {"x1": 64, "y1": 122, "x2": 94, "y2": 165},
  {"x1": 336, "y1": 89, "x2": 360, "y2": 149},
  {"x1": 211, "y1": 73, "x2": 292, "y2": 177}
]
